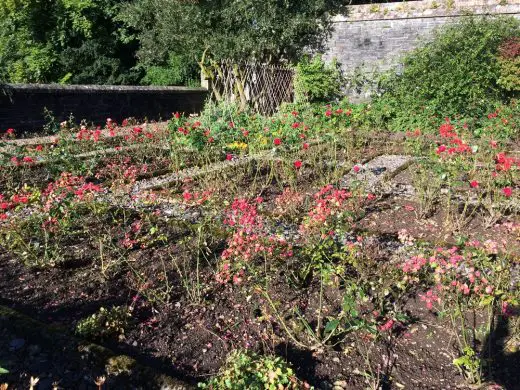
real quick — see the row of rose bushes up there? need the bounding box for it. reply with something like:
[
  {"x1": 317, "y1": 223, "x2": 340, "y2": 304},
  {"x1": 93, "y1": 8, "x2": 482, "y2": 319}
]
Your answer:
[
  {"x1": 1, "y1": 98, "x2": 517, "y2": 174},
  {"x1": 167, "y1": 99, "x2": 518, "y2": 157}
]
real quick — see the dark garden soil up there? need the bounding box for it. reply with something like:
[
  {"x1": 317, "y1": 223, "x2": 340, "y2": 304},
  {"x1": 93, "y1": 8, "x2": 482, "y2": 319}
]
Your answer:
[
  {"x1": 1, "y1": 197, "x2": 519, "y2": 390},
  {"x1": 2, "y1": 247, "x2": 519, "y2": 389},
  {"x1": 0, "y1": 248, "x2": 463, "y2": 389}
]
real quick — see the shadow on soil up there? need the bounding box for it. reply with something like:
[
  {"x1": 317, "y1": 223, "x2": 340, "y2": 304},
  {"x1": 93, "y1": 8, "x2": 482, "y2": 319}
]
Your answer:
[
  {"x1": 275, "y1": 343, "x2": 321, "y2": 385},
  {"x1": 0, "y1": 295, "x2": 197, "y2": 389},
  {"x1": 482, "y1": 308, "x2": 520, "y2": 390}
]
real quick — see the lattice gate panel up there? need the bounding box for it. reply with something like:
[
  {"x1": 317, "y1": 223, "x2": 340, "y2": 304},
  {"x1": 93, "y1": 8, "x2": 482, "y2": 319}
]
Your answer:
[{"x1": 205, "y1": 61, "x2": 294, "y2": 116}]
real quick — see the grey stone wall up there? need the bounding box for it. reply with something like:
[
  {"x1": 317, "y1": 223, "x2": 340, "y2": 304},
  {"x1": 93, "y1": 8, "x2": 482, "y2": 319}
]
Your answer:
[
  {"x1": 0, "y1": 84, "x2": 207, "y2": 133},
  {"x1": 323, "y1": 0, "x2": 520, "y2": 100}
]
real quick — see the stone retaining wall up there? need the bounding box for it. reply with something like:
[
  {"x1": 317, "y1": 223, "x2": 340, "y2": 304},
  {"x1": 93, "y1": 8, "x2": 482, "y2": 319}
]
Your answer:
[
  {"x1": 0, "y1": 84, "x2": 207, "y2": 133},
  {"x1": 323, "y1": 0, "x2": 520, "y2": 100}
]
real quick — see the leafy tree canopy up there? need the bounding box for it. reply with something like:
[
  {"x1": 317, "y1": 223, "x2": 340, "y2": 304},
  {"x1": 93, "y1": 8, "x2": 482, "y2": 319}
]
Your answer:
[
  {"x1": 118, "y1": 0, "x2": 347, "y2": 82},
  {"x1": 0, "y1": 0, "x2": 141, "y2": 84},
  {"x1": 1, "y1": 0, "x2": 347, "y2": 85}
]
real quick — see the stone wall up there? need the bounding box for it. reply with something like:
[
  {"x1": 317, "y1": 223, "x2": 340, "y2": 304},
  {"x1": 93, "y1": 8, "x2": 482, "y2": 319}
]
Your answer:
[
  {"x1": 323, "y1": 0, "x2": 520, "y2": 100},
  {"x1": 0, "y1": 84, "x2": 207, "y2": 133}
]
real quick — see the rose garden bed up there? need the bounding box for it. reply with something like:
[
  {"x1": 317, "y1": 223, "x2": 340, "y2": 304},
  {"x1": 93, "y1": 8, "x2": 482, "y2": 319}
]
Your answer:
[{"x1": 0, "y1": 103, "x2": 518, "y2": 390}]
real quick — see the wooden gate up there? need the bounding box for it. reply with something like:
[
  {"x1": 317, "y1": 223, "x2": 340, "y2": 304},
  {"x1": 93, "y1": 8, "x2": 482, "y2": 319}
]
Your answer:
[{"x1": 202, "y1": 60, "x2": 294, "y2": 115}]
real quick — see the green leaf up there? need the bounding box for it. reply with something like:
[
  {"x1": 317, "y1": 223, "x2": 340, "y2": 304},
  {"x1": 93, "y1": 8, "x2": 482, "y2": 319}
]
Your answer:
[
  {"x1": 0, "y1": 366, "x2": 9, "y2": 374},
  {"x1": 324, "y1": 319, "x2": 339, "y2": 334},
  {"x1": 480, "y1": 295, "x2": 494, "y2": 307}
]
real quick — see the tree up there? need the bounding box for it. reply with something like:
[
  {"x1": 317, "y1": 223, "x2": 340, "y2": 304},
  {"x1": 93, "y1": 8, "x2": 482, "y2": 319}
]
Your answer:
[
  {"x1": 0, "y1": 0, "x2": 141, "y2": 84},
  {"x1": 119, "y1": 0, "x2": 347, "y2": 84}
]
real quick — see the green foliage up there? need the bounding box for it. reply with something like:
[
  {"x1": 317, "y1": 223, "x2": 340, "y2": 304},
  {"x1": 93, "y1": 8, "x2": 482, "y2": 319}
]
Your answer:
[
  {"x1": 453, "y1": 346, "x2": 482, "y2": 384},
  {"x1": 168, "y1": 99, "x2": 360, "y2": 154},
  {"x1": 198, "y1": 100, "x2": 250, "y2": 127},
  {"x1": 2, "y1": 0, "x2": 346, "y2": 85},
  {"x1": 75, "y1": 306, "x2": 132, "y2": 341},
  {"x1": 497, "y1": 37, "x2": 520, "y2": 92},
  {"x1": 170, "y1": 100, "x2": 254, "y2": 151},
  {"x1": 294, "y1": 56, "x2": 344, "y2": 103},
  {"x1": 0, "y1": 212, "x2": 66, "y2": 268},
  {"x1": 473, "y1": 99, "x2": 519, "y2": 139},
  {"x1": 141, "y1": 53, "x2": 199, "y2": 86},
  {"x1": 498, "y1": 56, "x2": 520, "y2": 92},
  {"x1": 199, "y1": 350, "x2": 302, "y2": 390},
  {"x1": 373, "y1": 16, "x2": 520, "y2": 132},
  {"x1": 0, "y1": 0, "x2": 140, "y2": 84},
  {"x1": 119, "y1": 0, "x2": 348, "y2": 83}
]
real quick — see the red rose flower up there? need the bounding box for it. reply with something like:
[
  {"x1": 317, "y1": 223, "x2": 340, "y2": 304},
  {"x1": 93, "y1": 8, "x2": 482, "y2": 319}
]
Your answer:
[
  {"x1": 436, "y1": 145, "x2": 447, "y2": 154},
  {"x1": 294, "y1": 160, "x2": 302, "y2": 169},
  {"x1": 470, "y1": 181, "x2": 479, "y2": 188},
  {"x1": 502, "y1": 187, "x2": 512, "y2": 197},
  {"x1": 274, "y1": 138, "x2": 282, "y2": 146}
]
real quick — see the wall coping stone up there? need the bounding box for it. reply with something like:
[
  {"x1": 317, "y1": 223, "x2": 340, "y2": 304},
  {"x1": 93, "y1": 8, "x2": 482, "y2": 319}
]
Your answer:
[
  {"x1": 2, "y1": 83, "x2": 207, "y2": 94},
  {"x1": 335, "y1": 0, "x2": 519, "y2": 22}
]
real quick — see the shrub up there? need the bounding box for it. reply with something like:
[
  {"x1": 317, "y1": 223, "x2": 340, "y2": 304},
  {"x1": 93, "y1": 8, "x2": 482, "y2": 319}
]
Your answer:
[
  {"x1": 497, "y1": 37, "x2": 520, "y2": 92},
  {"x1": 75, "y1": 306, "x2": 132, "y2": 341},
  {"x1": 294, "y1": 55, "x2": 344, "y2": 104},
  {"x1": 141, "y1": 53, "x2": 199, "y2": 86},
  {"x1": 374, "y1": 16, "x2": 520, "y2": 132},
  {"x1": 199, "y1": 350, "x2": 303, "y2": 389},
  {"x1": 169, "y1": 100, "x2": 259, "y2": 151},
  {"x1": 399, "y1": 244, "x2": 517, "y2": 384},
  {"x1": 473, "y1": 99, "x2": 519, "y2": 139}
]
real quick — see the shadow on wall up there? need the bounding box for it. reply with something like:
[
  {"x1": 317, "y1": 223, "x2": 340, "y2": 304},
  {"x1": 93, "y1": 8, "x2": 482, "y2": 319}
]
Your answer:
[{"x1": 0, "y1": 84, "x2": 208, "y2": 134}]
